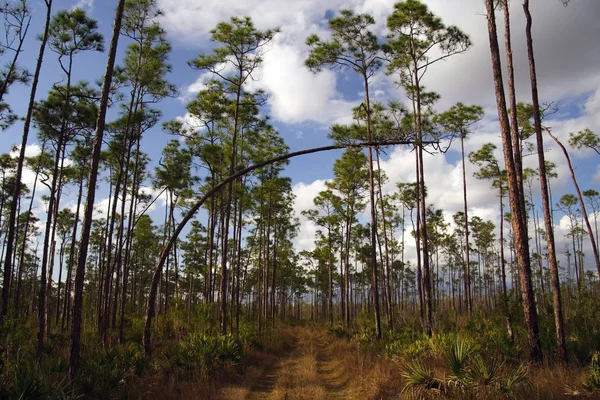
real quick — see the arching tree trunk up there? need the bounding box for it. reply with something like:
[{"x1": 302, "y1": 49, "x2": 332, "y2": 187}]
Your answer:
[
  {"x1": 142, "y1": 140, "x2": 415, "y2": 356},
  {"x1": 545, "y1": 128, "x2": 600, "y2": 278}
]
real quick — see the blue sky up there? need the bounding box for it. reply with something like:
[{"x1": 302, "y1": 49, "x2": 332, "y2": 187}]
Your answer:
[{"x1": 2, "y1": 0, "x2": 600, "y2": 274}]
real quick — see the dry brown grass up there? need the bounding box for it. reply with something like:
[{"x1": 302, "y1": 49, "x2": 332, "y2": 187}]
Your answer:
[
  {"x1": 130, "y1": 327, "x2": 296, "y2": 400},
  {"x1": 266, "y1": 331, "x2": 326, "y2": 400},
  {"x1": 513, "y1": 363, "x2": 593, "y2": 400},
  {"x1": 129, "y1": 326, "x2": 600, "y2": 400}
]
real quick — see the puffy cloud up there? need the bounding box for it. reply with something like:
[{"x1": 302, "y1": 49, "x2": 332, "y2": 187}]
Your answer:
[
  {"x1": 164, "y1": 0, "x2": 600, "y2": 127},
  {"x1": 245, "y1": 43, "x2": 356, "y2": 124},
  {"x1": 74, "y1": 0, "x2": 94, "y2": 9},
  {"x1": 158, "y1": 0, "x2": 600, "y2": 273},
  {"x1": 292, "y1": 179, "x2": 329, "y2": 252}
]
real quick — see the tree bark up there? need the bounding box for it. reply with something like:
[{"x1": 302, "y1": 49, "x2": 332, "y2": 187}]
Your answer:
[
  {"x1": 1, "y1": 0, "x2": 53, "y2": 321},
  {"x1": 523, "y1": 0, "x2": 567, "y2": 363},
  {"x1": 364, "y1": 77, "x2": 382, "y2": 339},
  {"x1": 69, "y1": 0, "x2": 126, "y2": 379},
  {"x1": 504, "y1": 2, "x2": 527, "y2": 229},
  {"x1": 545, "y1": 128, "x2": 600, "y2": 278},
  {"x1": 460, "y1": 135, "x2": 473, "y2": 315},
  {"x1": 485, "y1": 0, "x2": 542, "y2": 363},
  {"x1": 375, "y1": 150, "x2": 393, "y2": 330}
]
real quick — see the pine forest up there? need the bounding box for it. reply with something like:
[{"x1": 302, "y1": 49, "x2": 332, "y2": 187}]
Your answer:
[{"x1": 0, "y1": 0, "x2": 599, "y2": 398}]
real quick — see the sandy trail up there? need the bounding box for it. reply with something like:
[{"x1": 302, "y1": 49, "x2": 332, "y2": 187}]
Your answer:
[
  {"x1": 314, "y1": 333, "x2": 349, "y2": 399},
  {"x1": 240, "y1": 327, "x2": 348, "y2": 400}
]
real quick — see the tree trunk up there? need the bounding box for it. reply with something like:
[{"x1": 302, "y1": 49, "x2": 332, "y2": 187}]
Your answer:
[
  {"x1": 38, "y1": 132, "x2": 66, "y2": 359},
  {"x1": 69, "y1": 0, "x2": 126, "y2": 378},
  {"x1": 414, "y1": 72, "x2": 433, "y2": 337},
  {"x1": 503, "y1": 3, "x2": 527, "y2": 229},
  {"x1": 460, "y1": 135, "x2": 473, "y2": 315},
  {"x1": 499, "y1": 188, "x2": 514, "y2": 341},
  {"x1": 375, "y1": 150, "x2": 394, "y2": 330},
  {"x1": 62, "y1": 174, "x2": 84, "y2": 330},
  {"x1": 363, "y1": 76, "x2": 382, "y2": 339},
  {"x1": 485, "y1": 0, "x2": 542, "y2": 363},
  {"x1": 523, "y1": 0, "x2": 567, "y2": 363},
  {"x1": 15, "y1": 145, "x2": 44, "y2": 315},
  {"x1": 545, "y1": 128, "x2": 600, "y2": 277},
  {"x1": 1, "y1": 0, "x2": 53, "y2": 321}
]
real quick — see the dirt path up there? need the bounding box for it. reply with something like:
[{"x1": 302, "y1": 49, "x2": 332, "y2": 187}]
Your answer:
[
  {"x1": 245, "y1": 336, "x2": 298, "y2": 400},
  {"x1": 219, "y1": 327, "x2": 350, "y2": 400},
  {"x1": 314, "y1": 333, "x2": 348, "y2": 399}
]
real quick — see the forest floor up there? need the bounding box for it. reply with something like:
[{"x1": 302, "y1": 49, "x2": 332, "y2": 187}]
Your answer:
[
  {"x1": 137, "y1": 324, "x2": 403, "y2": 399},
  {"x1": 135, "y1": 324, "x2": 595, "y2": 399},
  {"x1": 218, "y1": 326, "x2": 355, "y2": 400}
]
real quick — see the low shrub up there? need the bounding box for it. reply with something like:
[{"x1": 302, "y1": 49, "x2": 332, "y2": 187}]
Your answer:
[
  {"x1": 583, "y1": 352, "x2": 600, "y2": 392},
  {"x1": 327, "y1": 324, "x2": 351, "y2": 339},
  {"x1": 167, "y1": 333, "x2": 242, "y2": 379},
  {"x1": 77, "y1": 343, "x2": 146, "y2": 399}
]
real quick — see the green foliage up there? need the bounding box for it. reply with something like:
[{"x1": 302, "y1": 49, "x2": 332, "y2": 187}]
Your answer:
[
  {"x1": 77, "y1": 344, "x2": 146, "y2": 399},
  {"x1": 1, "y1": 355, "x2": 76, "y2": 400},
  {"x1": 462, "y1": 314, "x2": 519, "y2": 360},
  {"x1": 168, "y1": 334, "x2": 242, "y2": 379},
  {"x1": 305, "y1": 9, "x2": 381, "y2": 75},
  {"x1": 126, "y1": 316, "x2": 145, "y2": 343},
  {"x1": 401, "y1": 359, "x2": 442, "y2": 395},
  {"x1": 471, "y1": 354, "x2": 502, "y2": 387},
  {"x1": 445, "y1": 337, "x2": 473, "y2": 386},
  {"x1": 563, "y1": 293, "x2": 600, "y2": 361},
  {"x1": 237, "y1": 321, "x2": 262, "y2": 351},
  {"x1": 48, "y1": 8, "x2": 104, "y2": 56},
  {"x1": 435, "y1": 102, "x2": 484, "y2": 141},
  {"x1": 569, "y1": 128, "x2": 600, "y2": 155},
  {"x1": 501, "y1": 363, "x2": 530, "y2": 394},
  {"x1": 382, "y1": 325, "x2": 535, "y2": 397},
  {"x1": 583, "y1": 352, "x2": 600, "y2": 391},
  {"x1": 2, "y1": 358, "x2": 48, "y2": 399},
  {"x1": 355, "y1": 311, "x2": 381, "y2": 347},
  {"x1": 327, "y1": 324, "x2": 351, "y2": 339},
  {"x1": 385, "y1": 327, "x2": 427, "y2": 359}
]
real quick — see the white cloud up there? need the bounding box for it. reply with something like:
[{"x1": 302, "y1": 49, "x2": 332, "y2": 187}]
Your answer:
[
  {"x1": 164, "y1": 0, "x2": 600, "y2": 128},
  {"x1": 246, "y1": 43, "x2": 354, "y2": 124},
  {"x1": 292, "y1": 179, "x2": 329, "y2": 252},
  {"x1": 159, "y1": 0, "x2": 600, "y2": 274},
  {"x1": 73, "y1": 0, "x2": 94, "y2": 9}
]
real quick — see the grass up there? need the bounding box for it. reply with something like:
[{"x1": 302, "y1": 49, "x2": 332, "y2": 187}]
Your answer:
[{"x1": 1, "y1": 319, "x2": 598, "y2": 399}]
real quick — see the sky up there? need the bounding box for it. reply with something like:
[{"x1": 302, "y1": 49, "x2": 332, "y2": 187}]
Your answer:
[{"x1": 2, "y1": 0, "x2": 600, "y2": 276}]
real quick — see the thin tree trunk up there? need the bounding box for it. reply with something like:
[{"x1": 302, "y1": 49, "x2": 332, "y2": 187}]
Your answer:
[
  {"x1": 460, "y1": 135, "x2": 473, "y2": 314},
  {"x1": 545, "y1": 128, "x2": 600, "y2": 277},
  {"x1": 485, "y1": 0, "x2": 542, "y2": 363},
  {"x1": 499, "y1": 188, "x2": 514, "y2": 341},
  {"x1": 414, "y1": 72, "x2": 433, "y2": 337},
  {"x1": 363, "y1": 76, "x2": 382, "y2": 339},
  {"x1": 523, "y1": 0, "x2": 567, "y2": 363},
  {"x1": 38, "y1": 133, "x2": 66, "y2": 359},
  {"x1": 69, "y1": 0, "x2": 126, "y2": 378},
  {"x1": 62, "y1": 175, "x2": 84, "y2": 330},
  {"x1": 15, "y1": 145, "x2": 44, "y2": 315},
  {"x1": 120, "y1": 140, "x2": 142, "y2": 342},
  {"x1": 504, "y1": 2, "x2": 527, "y2": 229},
  {"x1": 2, "y1": 0, "x2": 53, "y2": 321},
  {"x1": 375, "y1": 150, "x2": 393, "y2": 330},
  {"x1": 142, "y1": 139, "x2": 416, "y2": 355}
]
